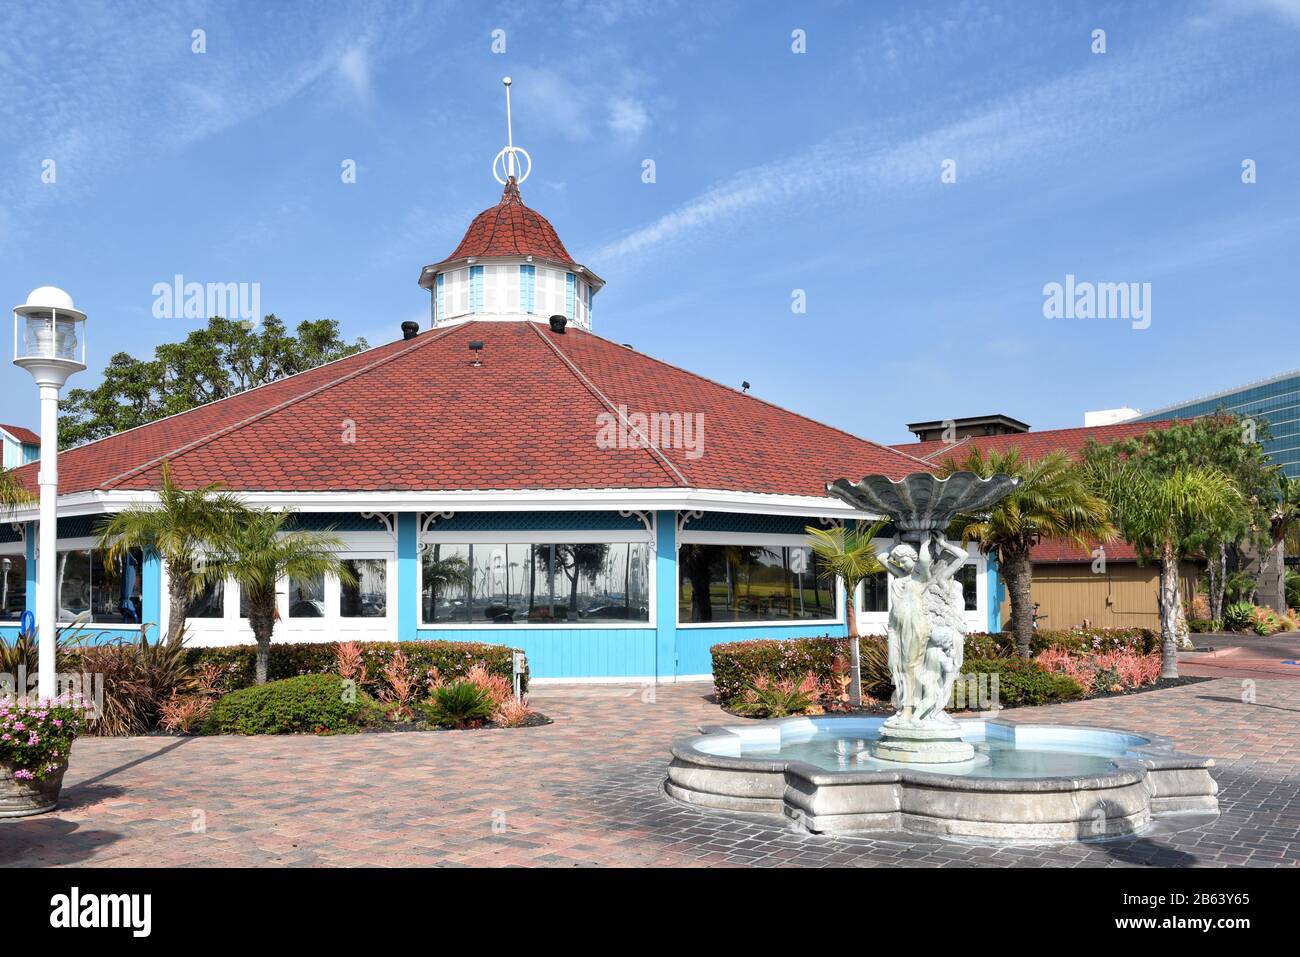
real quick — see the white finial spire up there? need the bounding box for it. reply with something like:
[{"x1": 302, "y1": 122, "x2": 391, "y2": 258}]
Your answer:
[{"x1": 493, "y1": 76, "x2": 532, "y2": 185}]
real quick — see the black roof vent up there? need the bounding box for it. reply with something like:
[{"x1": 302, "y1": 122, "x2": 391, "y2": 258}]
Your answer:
[
  {"x1": 548, "y1": 314, "x2": 568, "y2": 333},
  {"x1": 468, "y1": 340, "x2": 484, "y2": 367},
  {"x1": 401, "y1": 320, "x2": 419, "y2": 340}
]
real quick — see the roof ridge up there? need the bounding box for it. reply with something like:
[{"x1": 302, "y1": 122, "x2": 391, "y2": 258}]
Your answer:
[
  {"x1": 559, "y1": 325, "x2": 935, "y2": 474},
  {"x1": 525, "y1": 322, "x2": 691, "y2": 488},
  {"x1": 98, "y1": 325, "x2": 461, "y2": 491}
]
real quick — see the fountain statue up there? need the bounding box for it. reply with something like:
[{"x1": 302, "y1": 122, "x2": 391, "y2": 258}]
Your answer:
[{"x1": 826, "y1": 471, "x2": 1020, "y2": 764}]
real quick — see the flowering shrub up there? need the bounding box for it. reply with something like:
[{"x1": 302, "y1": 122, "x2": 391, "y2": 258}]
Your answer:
[
  {"x1": 188, "y1": 640, "x2": 524, "y2": 696},
  {"x1": 964, "y1": 627, "x2": 1159, "y2": 658},
  {"x1": 1035, "y1": 647, "x2": 1160, "y2": 695},
  {"x1": 0, "y1": 694, "x2": 87, "y2": 781},
  {"x1": 734, "y1": 674, "x2": 822, "y2": 718}
]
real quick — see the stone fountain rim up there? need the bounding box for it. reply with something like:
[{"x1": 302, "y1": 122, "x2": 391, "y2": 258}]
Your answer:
[{"x1": 670, "y1": 714, "x2": 1213, "y2": 793}]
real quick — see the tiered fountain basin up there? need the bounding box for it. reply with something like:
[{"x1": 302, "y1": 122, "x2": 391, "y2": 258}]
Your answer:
[{"x1": 666, "y1": 716, "x2": 1218, "y2": 842}]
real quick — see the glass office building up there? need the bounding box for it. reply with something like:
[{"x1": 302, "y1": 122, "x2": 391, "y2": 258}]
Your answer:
[{"x1": 1137, "y1": 370, "x2": 1300, "y2": 479}]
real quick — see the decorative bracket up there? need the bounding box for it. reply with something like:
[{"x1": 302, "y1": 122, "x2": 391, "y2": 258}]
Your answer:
[
  {"x1": 676, "y1": 509, "x2": 703, "y2": 534},
  {"x1": 618, "y1": 509, "x2": 654, "y2": 536},
  {"x1": 818, "y1": 517, "x2": 845, "y2": 528},
  {"x1": 420, "y1": 511, "x2": 456, "y2": 535},
  {"x1": 360, "y1": 511, "x2": 397, "y2": 537}
]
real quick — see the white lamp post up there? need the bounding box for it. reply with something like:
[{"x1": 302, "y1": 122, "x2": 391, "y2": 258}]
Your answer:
[{"x1": 12, "y1": 287, "x2": 86, "y2": 701}]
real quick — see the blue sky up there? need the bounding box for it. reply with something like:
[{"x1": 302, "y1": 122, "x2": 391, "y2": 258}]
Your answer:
[{"x1": 1, "y1": 0, "x2": 1298, "y2": 447}]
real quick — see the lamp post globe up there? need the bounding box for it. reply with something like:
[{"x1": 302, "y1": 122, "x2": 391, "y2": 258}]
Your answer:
[{"x1": 12, "y1": 286, "x2": 87, "y2": 701}]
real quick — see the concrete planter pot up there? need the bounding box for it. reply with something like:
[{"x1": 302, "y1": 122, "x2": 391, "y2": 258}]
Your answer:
[{"x1": 0, "y1": 760, "x2": 68, "y2": 818}]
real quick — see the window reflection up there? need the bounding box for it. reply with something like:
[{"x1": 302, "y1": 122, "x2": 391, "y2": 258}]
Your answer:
[
  {"x1": 56, "y1": 548, "x2": 142, "y2": 624},
  {"x1": 1, "y1": 555, "x2": 25, "y2": 620},
  {"x1": 340, "y1": 559, "x2": 386, "y2": 618},
  {"x1": 421, "y1": 542, "x2": 650, "y2": 625},
  {"x1": 288, "y1": 573, "x2": 324, "y2": 618},
  {"x1": 678, "y1": 544, "x2": 835, "y2": 623}
]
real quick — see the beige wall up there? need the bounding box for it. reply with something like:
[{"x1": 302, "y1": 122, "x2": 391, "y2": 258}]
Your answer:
[{"x1": 998, "y1": 562, "x2": 1200, "y2": 631}]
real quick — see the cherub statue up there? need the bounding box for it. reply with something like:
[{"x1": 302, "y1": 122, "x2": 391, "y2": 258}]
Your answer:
[{"x1": 877, "y1": 531, "x2": 967, "y2": 727}]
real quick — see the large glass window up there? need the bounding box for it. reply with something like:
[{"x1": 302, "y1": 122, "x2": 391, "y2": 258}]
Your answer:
[
  {"x1": 57, "y1": 548, "x2": 143, "y2": 624},
  {"x1": 341, "y1": 559, "x2": 387, "y2": 618},
  {"x1": 421, "y1": 542, "x2": 650, "y2": 625},
  {"x1": 678, "y1": 543, "x2": 836, "y2": 624},
  {"x1": 0, "y1": 555, "x2": 25, "y2": 620}
]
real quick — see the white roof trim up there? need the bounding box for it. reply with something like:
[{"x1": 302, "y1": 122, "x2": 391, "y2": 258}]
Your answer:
[{"x1": 8, "y1": 487, "x2": 885, "y2": 522}]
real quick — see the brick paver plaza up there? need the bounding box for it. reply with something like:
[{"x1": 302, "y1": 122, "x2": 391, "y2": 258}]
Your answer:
[{"x1": 3, "y1": 671, "x2": 1298, "y2": 867}]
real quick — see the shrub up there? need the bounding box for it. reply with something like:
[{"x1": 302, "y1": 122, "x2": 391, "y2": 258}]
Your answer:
[
  {"x1": 63, "y1": 628, "x2": 194, "y2": 736},
  {"x1": 204, "y1": 674, "x2": 362, "y2": 735},
  {"x1": 426, "y1": 680, "x2": 495, "y2": 729},
  {"x1": 964, "y1": 627, "x2": 1158, "y2": 658},
  {"x1": 960, "y1": 657, "x2": 1084, "y2": 707},
  {"x1": 493, "y1": 696, "x2": 535, "y2": 728},
  {"x1": 733, "y1": 674, "x2": 822, "y2": 718},
  {"x1": 0, "y1": 693, "x2": 87, "y2": 780},
  {"x1": 1223, "y1": 602, "x2": 1255, "y2": 632},
  {"x1": 186, "y1": 639, "x2": 525, "y2": 696},
  {"x1": 1286, "y1": 571, "x2": 1300, "y2": 612},
  {"x1": 1187, "y1": 618, "x2": 1220, "y2": 634},
  {"x1": 159, "y1": 663, "x2": 225, "y2": 733},
  {"x1": 710, "y1": 635, "x2": 890, "y2": 706},
  {"x1": 377, "y1": 648, "x2": 417, "y2": 720},
  {"x1": 1035, "y1": 647, "x2": 1160, "y2": 695}
]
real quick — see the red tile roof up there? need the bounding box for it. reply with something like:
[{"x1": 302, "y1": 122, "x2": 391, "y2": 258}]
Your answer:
[
  {"x1": 1030, "y1": 538, "x2": 1139, "y2": 563},
  {"x1": 9, "y1": 322, "x2": 929, "y2": 499},
  {"x1": 444, "y1": 178, "x2": 575, "y2": 265},
  {"x1": 891, "y1": 420, "x2": 1164, "y2": 464},
  {"x1": 0, "y1": 423, "x2": 40, "y2": 445}
]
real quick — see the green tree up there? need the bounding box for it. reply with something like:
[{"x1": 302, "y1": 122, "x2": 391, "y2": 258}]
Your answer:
[
  {"x1": 197, "y1": 510, "x2": 355, "y2": 684},
  {"x1": 96, "y1": 462, "x2": 249, "y2": 645},
  {"x1": 1089, "y1": 415, "x2": 1277, "y2": 621},
  {"x1": 805, "y1": 520, "x2": 887, "y2": 706},
  {"x1": 941, "y1": 449, "x2": 1115, "y2": 658},
  {"x1": 1086, "y1": 460, "x2": 1242, "y2": 678},
  {"x1": 60, "y1": 316, "x2": 369, "y2": 448}
]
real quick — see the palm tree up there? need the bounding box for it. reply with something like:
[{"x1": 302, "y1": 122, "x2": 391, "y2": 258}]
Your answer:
[
  {"x1": 1087, "y1": 461, "x2": 1243, "y2": 678},
  {"x1": 198, "y1": 509, "x2": 355, "y2": 684},
  {"x1": 97, "y1": 461, "x2": 248, "y2": 644},
  {"x1": 805, "y1": 520, "x2": 887, "y2": 706},
  {"x1": 1262, "y1": 474, "x2": 1300, "y2": 609},
  {"x1": 941, "y1": 449, "x2": 1115, "y2": 658}
]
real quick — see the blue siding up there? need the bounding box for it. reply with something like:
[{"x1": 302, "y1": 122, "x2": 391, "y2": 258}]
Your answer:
[
  {"x1": 142, "y1": 550, "x2": 162, "y2": 635},
  {"x1": 676, "y1": 621, "x2": 849, "y2": 677},
  {"x1": 429, "y1": 510, "x2": 642, "y2": 532},
  {"x1": 25, "y1": 524, "x2": 36, "y2": 613},
  {"x1": 414, "y1": 627, "x2": 657, "y2": 679},
  {"x1": 397, "y1": 513, "x2": 417, "y2": 642},
  {"x1": 656, "y1": 509, "x2": 676, "y2": 680},
  {"x1": 986, "y1": 554, "x2": 1004, "y2": 632}
]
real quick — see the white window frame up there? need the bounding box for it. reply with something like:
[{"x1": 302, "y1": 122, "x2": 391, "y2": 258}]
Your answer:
[
  {"x1": 164, "y1": 533, "x2": 397, "y2": 646},
  {"x1": 675, "y1": 531, "x2": 844, "y2": 629},
  {"x1": 417, "y1": 527, "x2": 656, "y2": 630}
]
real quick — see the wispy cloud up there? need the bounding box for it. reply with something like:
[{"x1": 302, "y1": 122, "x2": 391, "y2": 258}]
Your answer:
[
  {"x1": 607, "y1": 96, "x2": 650, "y2": 139},
  {"x1": 589, "y1": 26, "x2": 1276, "y2": 263}
]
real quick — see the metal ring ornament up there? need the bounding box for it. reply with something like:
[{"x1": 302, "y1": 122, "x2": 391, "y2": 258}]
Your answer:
[{"x1": 493, "y1": 146, "x2": 532, "y2": 185}]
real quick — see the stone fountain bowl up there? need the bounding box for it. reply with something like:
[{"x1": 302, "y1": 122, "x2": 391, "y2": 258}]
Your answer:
[
  {"x1": 826, "y1": 471, "x2": 1020, "y2": 540},
  {"x1": 665, "y1": 715, "x2": 1219, "y2": 843}
]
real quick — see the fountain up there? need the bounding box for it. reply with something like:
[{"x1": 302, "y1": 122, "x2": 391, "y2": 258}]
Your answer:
[{"x1": 665, "y1": 472, "x2": 1219, "y2": 842}]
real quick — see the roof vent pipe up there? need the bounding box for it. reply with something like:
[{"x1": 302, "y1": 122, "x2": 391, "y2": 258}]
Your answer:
[
  {"x1": 401, "y1": 321, "x2": 419, "y2": 340},
  {"x1": 548, "y1": 314, "x2": 567, "y2": 333}
]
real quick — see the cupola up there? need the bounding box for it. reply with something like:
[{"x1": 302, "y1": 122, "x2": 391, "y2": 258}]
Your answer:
[{"x1": 418, "y1": 78, "x2": 604, "y2": 329}]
